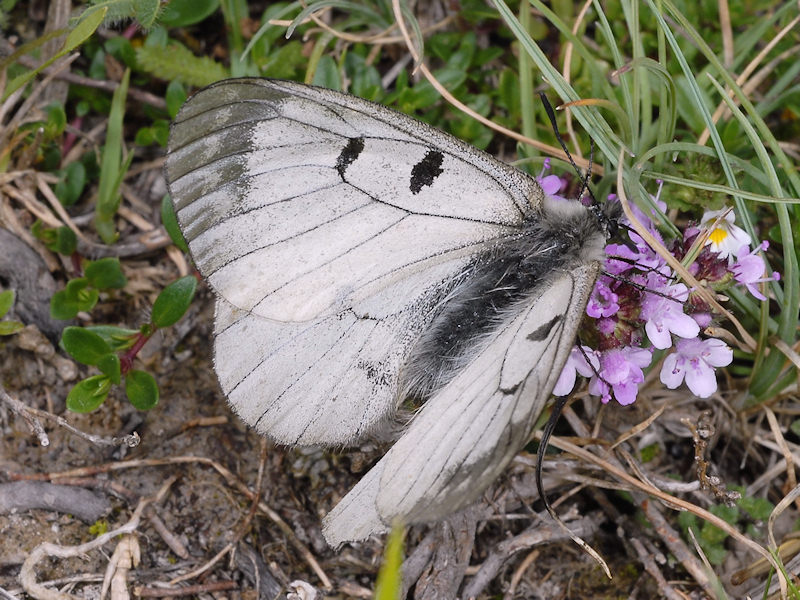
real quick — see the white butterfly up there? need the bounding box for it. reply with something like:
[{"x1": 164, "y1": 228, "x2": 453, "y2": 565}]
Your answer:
[{"x1": 165, "y1": 78, "x2": 614, "y2": 546}]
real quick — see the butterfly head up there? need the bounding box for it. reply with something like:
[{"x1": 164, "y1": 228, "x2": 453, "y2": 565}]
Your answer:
[{"x1": 588, "y1": 197, "x2": 622, "y2": 241}]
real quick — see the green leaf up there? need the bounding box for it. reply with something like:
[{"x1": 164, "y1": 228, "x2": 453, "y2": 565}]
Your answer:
[
  {"x1": 136, "y1": 119, "x2": 170, "y2": 147},
  {"x1": 125, "y1": 369, "x2": 158, "y2": 410},
  {"x1": 160, "y1": 194, "x2": 189, "y2": 253},
  {"x1": 150, "y1": 119, "x2": 170, "y2": 146},
  {"x1": 133, "y1": 0, "x2": 161, "y2": 29},
  {"x1": 61, "y1": 326, "x2": 112, "y2": 365},
  {"x1": 151, "y1": 275, "x2": 197, "y2": 328},
  {"x1": 70, "y1": 279, "x2": 100, "y2": 312},
  {"x1": 135, "y1": 42, "x2": 228, "y2": 87},
  {"x1": 700, "y1": 542, "x2": 728, "y2": 566},
  {"x1": 699, "y1": 521, "x2": 728, "y2": 546},
  {"x1": 50, "y1": 289, "x2": 80, "y2": 320},
  {"x1": 0, "y1": 321, "x2": 24, "y2": 335},
  {"x1": 67, "y1": 375, "x2": 111, "y2": 412},
  {"x1": 0, "y1": 290, "x2": 14, "y2": 317},
  {"x1": 95, "y1": 68, "x2": 131, "y2": 244},
  {"x1": 165, "y1": 81, "x2": 187, "y2": 119},
  {"x1": 709, "y1": 504, "x2": 739, "y2": 526},
  {"x1": 3, "y1": 7, "x2": 107, "y2": 99},
  {"x1": 85, "y1": 257, "x2": 127, "y2": 289},
  {"x1": 158, "y1": 0, "x2": 219, "y2": 28},
  {"x1": 55, "y1": 161, "x2": 87, "y2": 207},
  {"x1": 45, "y1": 102, "x2": 67, "y2": 138},
  {"x1": 54, "y1": 226, "x2": 78, "y2": 255},
  {"x1": 311, "y1": 55, "x2": 341, "y2": 90},
  {"x1": 97, "y1": 353, "x2": 121, "y2": 385},
  {"x1": 104, "y1": 36, "x2": 137, "y2": 68},
  {"x1": 89, "y1": 48, "x2": 107, "y2": 79},
  {"x1": 51, "y1": 278, "x2": 98, "y2": 319},
  {"x1": 85, "y1": 325, "x2": 140, "y2": 351},
  {"x1": 134, "y1": 126, "x2": 156, "y2": 146},
  {"x1": 374, "y1": 522, "x2": 404, "y2": 600},
  {"x1": 0, "y1": 29, "x2": 65, "y2": 77},
  {"x1": 65, "y1": 6, "x2": 108, "y2": 53},
  {"x1": 738, "y1": 495, "x2": 773, "y2": 521}
]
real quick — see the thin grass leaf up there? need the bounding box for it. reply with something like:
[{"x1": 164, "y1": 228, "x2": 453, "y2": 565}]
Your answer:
[
  {"x1": 288, "y1": 1, "x2": 392, "y2": 38},
  {"x1": 648, "y1": 0, "x2": 799, "y2": 402},
  {"x1": 497, "y1": 0, "x2": 674, "y2": 236},
  {"x1": 644, "y1": 172, "x2": 799, "y2": 205},
  {"x1": 242, "y1": 2, "x2": 303, "y2": 60},
  {"x1": 94, "y1": 68, "x2": 130, "y2": 244},
  {"x1": 497, "y1": 0, "x2": 623, "y2": 159},
  {"x1": 374, "y1": 523, "x2": 404, "y2": 600},
  {"x1": 304, "y1": 31, "x2": 336, "y2": 85},
  {"x1": 621, "y1": 56, "x2": 677, "y2": 155},
  {"x1": 516, "y1": 3, "x2": 536, "y2": 158},
  {"x1": 591, "y1": 1, "x2": 635, "y2": 147},
  {"x1": 3, "y1": 7, "x2": 107, "y2": 99}
]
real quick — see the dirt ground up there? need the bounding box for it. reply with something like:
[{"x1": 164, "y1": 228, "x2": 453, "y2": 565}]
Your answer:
[{"x1": 0, "y1": 277, "x2": 670, "y2": 599}]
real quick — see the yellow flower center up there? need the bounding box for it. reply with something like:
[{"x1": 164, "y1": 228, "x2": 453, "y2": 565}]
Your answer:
[{"x1": 709, "y1": 227, "x2": 728, "y2": 245}]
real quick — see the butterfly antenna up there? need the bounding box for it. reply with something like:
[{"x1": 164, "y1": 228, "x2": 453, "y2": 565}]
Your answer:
[
  {"x1": 535, "y1": 393, "x2": 611, "y2": 576},
  {"x1": 538, "y1": 93, "x2": 598, "y2": 206},
  {"x1": 602, "y1": 267, "x2": 687, "y2": 306},
  {"x1": 535, "y1": 395, "x2": 569, "y2": 511}
]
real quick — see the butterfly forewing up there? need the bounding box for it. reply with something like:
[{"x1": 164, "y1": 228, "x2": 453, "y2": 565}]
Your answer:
[{"x1": 166, "y1": 79, "x2": 543, "y2": 323}]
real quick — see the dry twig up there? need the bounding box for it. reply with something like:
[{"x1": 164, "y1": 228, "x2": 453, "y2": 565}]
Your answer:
[{"x1": 19, "y1": 477, "x2": 177, "y2": 600}]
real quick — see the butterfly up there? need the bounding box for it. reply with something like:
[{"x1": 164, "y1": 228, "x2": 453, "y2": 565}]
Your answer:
[{"x1": 165, "y1": 78, "x2": 617, "y2": 546}]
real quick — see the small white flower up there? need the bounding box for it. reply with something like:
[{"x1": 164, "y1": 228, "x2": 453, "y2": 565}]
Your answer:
[
  {"x1": 701, "y1": 209, "x2": 751, "y2": 262},
  {"x1": 660, "y1": 338, "x2": 733, "y2": 398}
]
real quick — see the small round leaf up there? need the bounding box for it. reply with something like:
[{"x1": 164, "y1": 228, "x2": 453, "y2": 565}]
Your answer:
[
  {"x1": 67, "y1": 375, "x2": 111, "y2": 412},
  {"x1": 85, "y1": 257, "x2": 127, "y2": 289},
  {"x1": 75, "y1": 287, "x2": 100, "y2": 313},
  {"x1": 165, "y1": 81, "x2": 187, "y2": 119},
  {"x1": 151, "y1": 275, "x2": 197, "y2": 329},
  {"x1": 85, "y1": 325, "x2": 140, "y2": 351},
  {"x1": 161, "y1": 194, "x2": 189, "y2": 253},
  {"x1": 97, "y1": 353, "x2": 121, "y2": 385},
  {"x1": 0, "y1": 290, "x2": 14, "y2": 317},
  {"x1": 125, "y1": 370, "x2": 159, "y2": 410},
  {"x1": 55, "y1": 162, "x2": 87, "y2": 207},
  {"x1": 50, "y1": 289, "x2": 80, "y2": 320},
  {"x1": 0, "y1": 321, "x2": 24, "y2": 335},
  {"x1": 54, "y1": 226, "x2": 78, "y2": 255},
  {"x1": 61, "y1": 326, "x2": 112, "y2": 365}
]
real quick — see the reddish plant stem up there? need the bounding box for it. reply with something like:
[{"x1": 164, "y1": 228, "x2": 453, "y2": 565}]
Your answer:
[{"x1": 120, "y1": 330, "x2": 153, "y2": 374}]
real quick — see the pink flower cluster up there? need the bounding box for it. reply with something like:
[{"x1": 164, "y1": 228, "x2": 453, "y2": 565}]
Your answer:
[{"x1": 538, "y1": 170, "x2": 778, "y2": 405}]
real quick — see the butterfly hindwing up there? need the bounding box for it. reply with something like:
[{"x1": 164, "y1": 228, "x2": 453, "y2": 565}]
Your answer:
[
  {"x1": 322, "y1": 264, "x2": 599, "y2": 544},
  {"x1": 214, "y1": 295, "x2": 425, "y2": 445}
]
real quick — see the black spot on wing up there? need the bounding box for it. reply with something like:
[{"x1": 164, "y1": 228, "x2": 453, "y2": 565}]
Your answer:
[
  {"x1": 336, "y1": 137, "x2": 365, "y2": 179},
  {"x1": 527, "y1": 315, "x2": 562, "y2": 342},
  {"x1": 410, "y1": 149, "x2": 444, "y2": 194}
]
